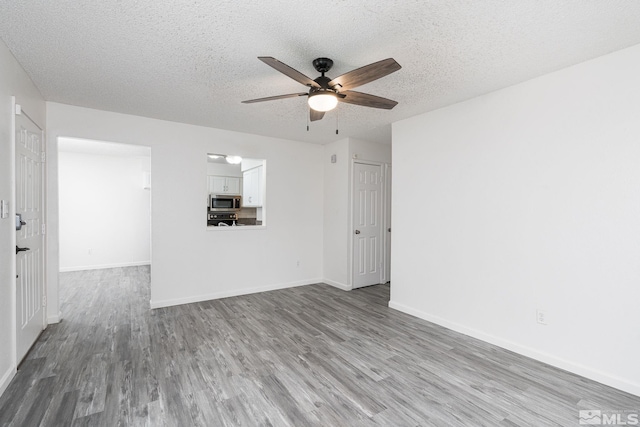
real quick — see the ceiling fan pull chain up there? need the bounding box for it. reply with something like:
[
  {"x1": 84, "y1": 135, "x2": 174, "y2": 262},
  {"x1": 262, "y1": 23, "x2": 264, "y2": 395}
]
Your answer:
[
  {"x1": 307, "y1": 106, "x2": 310, "y2": 131},
  {"x1": 336, "y1": 108, "x2": 339, "y2": 135}
]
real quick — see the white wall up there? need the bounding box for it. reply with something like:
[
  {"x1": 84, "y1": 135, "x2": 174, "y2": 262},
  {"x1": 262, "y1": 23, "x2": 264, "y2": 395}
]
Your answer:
[
  {"x1": 322, "y1": 138, "x2": 391, "y2": 289},
  {"x1": 349, "y1": 138, "x2": 392, "y2": 165},
  {"x1": 0, "y1": 40, "x2": 46, "y2": 396},
  {"x1": 323, "y1": 138, "x2": 350, "y2": 289},
  {"x1": 391, "y1": 44, "x2": 640, "y2": 396},
  {"x1": 207, "y1": 162, "x2": 242, "y2": 177},
  {"x1": 241, "y1": 158, "x2": 264, "y2": 172},
  {"x1": 46, "y1": 102, "x2": 324, "y2": 311},
  {"x1": 58, "y1": 149, "x2": 151, "y2": 271}
]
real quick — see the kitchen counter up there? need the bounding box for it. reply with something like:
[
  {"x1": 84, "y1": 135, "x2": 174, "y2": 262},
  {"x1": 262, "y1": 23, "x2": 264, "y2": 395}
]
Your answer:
[{"x1": 237, "y1": 218, "x2": 257, "y2": 226}]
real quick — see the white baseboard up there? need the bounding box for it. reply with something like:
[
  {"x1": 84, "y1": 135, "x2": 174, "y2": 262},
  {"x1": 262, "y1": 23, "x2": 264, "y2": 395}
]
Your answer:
[
  {"x1": 60, "y1": 261, "x2": 150, "y2": 272},
  {"x1": 47, "y1": 311, "x2": 62, "y2": 324},
  {"x1": 322, "y1": 279, "x2": 351, "y2": 291},
  {"x1": 150, "y1": 278, "x2": 323, "y2": 309},
  {"x1": 0, "y1": 364, "x2": 16, "y2": 399},
  {"x1": 388, "y1": 300, "x2": 640, "y2": 398}
]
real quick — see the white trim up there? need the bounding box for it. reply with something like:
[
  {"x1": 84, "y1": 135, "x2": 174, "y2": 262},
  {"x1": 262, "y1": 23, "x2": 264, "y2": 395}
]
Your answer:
[
  {"x1": 149, "y1": 278, "x2": 322, "y2": 309},
  {"x1": 0, "y1": 364, "x2": 16, "y2": 398},
  {"x1": 47, "y1": 311, "x2": 62, "y2": 324},
  {"x1": 388, "y1": 300, "x2": 640, "y2": 398},
  {"x1": 382, "y1": 163, "x2": 392, "y2": 283},
  {"x1": 59, "y1": 261, "x2": 150, "y2": 272},
  {"x1": 10, "y1": 96, "x2": 17, "y2": 373},
  {"x1": 322, "y1": 279, "x2": 351, "y2": 291},
  {"x1": 40, "y1": 119, "x2": 48, "y2": 338}
]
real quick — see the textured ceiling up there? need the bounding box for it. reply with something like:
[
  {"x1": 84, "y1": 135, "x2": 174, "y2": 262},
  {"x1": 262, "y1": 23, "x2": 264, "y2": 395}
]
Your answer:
[{"x1": 2, "y1": 1, "x2": 640, "y2": 145}]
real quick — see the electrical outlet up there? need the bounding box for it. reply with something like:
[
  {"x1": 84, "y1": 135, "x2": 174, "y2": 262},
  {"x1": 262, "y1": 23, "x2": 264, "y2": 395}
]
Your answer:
[
  {"x1": 536, "y1": 309, "x2": 548, "y2": 325},
  {"x1": 296, "y1": 260, "x2": 300, "y2": 267}
]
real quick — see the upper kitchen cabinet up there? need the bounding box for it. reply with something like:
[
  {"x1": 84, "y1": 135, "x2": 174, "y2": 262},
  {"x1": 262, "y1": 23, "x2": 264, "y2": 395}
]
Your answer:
[
  {"x1": 242, "y1": 164, "x2": 263, "y2": 207},
  {"x1": 209, "y1": 175, "x2": 241, "y2": 194},
  {"x1": 206, "y1": 155, "x2": 243, "y2": 195}
]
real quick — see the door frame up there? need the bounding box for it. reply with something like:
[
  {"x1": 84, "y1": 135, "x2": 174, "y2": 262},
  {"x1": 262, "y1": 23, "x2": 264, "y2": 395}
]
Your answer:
[
  {"x1": 52, "y1": 136, "x2": 152, "y2": 321},
  {"x1": 383, "y1": 163, "x2": 392, "y2": 284},
  {"x1": 11, "y1": 97, "x2": 47, "y2": 368},
  {"x1": 349, "y1": 159, "x2": 391, "y2": 289}
]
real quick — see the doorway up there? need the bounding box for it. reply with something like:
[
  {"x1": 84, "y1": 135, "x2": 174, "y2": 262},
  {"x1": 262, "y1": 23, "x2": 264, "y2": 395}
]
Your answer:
[{"x1": 57, "y1": 138, "x2": 151, "y2": 305}]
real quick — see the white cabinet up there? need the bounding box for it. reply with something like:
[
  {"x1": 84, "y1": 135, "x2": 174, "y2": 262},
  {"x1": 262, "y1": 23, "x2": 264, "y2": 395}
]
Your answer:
[
  {"x1": 242, "y1": 166, "x2": 263, "y2": 207},
  {"x1": 210, "y1": 176, "x2": 226, "y2": 194},
  {"x1": 208, "y1": 176, "x2": 241, "y2": 195},
  {"x1": 225, "y1": 177, "x2": 241, "y2": 194}
]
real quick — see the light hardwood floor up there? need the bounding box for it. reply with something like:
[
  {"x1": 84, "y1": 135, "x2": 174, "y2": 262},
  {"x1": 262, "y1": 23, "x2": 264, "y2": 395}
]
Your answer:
[{"x1": 0, "y1": 266, "x2": 638, "y2": 426}]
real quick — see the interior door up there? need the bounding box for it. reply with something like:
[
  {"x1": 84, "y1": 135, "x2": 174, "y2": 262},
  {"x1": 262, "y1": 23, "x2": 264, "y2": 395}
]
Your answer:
[
  {"x1": 352, "y1": 162, "x2": 383, "y2": 289},
  {"x1": 15, "y1": 106, "x2": 46, "y2": 363}
]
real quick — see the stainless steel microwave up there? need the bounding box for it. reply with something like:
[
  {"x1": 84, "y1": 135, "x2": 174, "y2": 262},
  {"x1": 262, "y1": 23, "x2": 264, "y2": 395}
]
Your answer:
[{"x1": 210, "y1": 194, "x2": 241, "y2": 211}]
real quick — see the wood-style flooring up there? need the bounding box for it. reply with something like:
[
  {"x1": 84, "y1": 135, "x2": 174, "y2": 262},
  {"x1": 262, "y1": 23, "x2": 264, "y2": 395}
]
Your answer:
[{"x1": 0, "y1": 266, "x2": 638, "y2": 426}]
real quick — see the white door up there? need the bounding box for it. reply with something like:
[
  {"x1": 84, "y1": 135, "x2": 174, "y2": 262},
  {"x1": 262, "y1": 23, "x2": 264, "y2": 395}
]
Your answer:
[
  {"x1": 15, "y1": 106, "x2": 46, "y2": 363},
  {"x1": 352, "y1": 162, "x2": 383, "y2": 289}
]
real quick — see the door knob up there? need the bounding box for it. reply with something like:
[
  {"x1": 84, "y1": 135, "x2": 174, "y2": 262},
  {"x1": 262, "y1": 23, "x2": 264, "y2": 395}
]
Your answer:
[
  {"x1": 16, "y1": 246, "x2": 30, "y2": 254},
  {"x1": 355, "y1": 230, "x2": 361, "y2": 234}
]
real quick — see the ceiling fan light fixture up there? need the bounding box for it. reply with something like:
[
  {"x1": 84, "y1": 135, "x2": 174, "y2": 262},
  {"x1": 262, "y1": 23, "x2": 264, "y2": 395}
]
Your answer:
[{"x1": 308, "y1": 91, "x2": 338, "y2": 112}]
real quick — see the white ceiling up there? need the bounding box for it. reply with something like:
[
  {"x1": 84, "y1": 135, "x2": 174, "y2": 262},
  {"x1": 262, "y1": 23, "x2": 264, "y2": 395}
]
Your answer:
[{"x1": 2, "y1": 1, "x2": 640, "y2": 145}]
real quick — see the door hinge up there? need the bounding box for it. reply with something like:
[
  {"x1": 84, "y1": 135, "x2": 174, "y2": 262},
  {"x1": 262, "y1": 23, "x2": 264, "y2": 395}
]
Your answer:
[
  {"x1": 42, "y1": 223, "x2": 46, "y2": 234},
  {"x1": 42, "y1": 295, "x2": 47, "y2": 307},
  {"x1": 41, "y1": 151, "x2": 46, "y2": 162}
]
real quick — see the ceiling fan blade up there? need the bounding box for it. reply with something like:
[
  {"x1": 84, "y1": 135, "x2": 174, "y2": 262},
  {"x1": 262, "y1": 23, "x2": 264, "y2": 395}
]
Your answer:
[
  {"x1": 338, "y1": 90, "x2": 398, "y2": 109},
  {"x1": 259, "y1": 57, "x2": 321, "y2": 88},
  {"x1": 328, "y1": 58, "x2": 401, "y2": 92},
  {"x1": 242, "y1": 93, "x2": 308, "y2": 104},
  {"x1": 310, "y1": 109, "x2": 325, "y2": 122}
]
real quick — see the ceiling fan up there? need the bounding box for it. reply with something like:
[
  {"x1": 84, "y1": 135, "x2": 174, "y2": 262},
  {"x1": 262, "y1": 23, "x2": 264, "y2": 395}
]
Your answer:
[{"x1": 242, "y1": 57, "x2": 401, "y2": 122}]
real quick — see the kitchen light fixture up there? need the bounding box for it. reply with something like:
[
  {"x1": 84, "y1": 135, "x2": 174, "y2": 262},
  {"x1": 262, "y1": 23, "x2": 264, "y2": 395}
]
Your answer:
[
  {"x1": 207, "y1": 154, "x2": 221, "y2": 159},
  {"x1": 308, "y1": 91, "x2": 338, "y2": 112},
  {"x1": 225, "y1": 155, "x2": 242, "y2": 164}
]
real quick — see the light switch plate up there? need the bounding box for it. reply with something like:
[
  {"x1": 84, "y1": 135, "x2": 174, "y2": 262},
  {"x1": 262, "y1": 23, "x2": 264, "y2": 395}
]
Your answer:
[{"x1": 0, "y1": 200, "x2": 8, "y2": 219}]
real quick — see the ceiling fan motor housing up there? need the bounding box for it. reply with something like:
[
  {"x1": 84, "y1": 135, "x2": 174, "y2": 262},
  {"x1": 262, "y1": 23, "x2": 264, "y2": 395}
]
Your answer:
[
  {"x1": 312, "y1": 57, "x2": 333, "y2": 74},
  {"x1": 313, "y1": 75, "x2": 332, "y2": 90}
]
